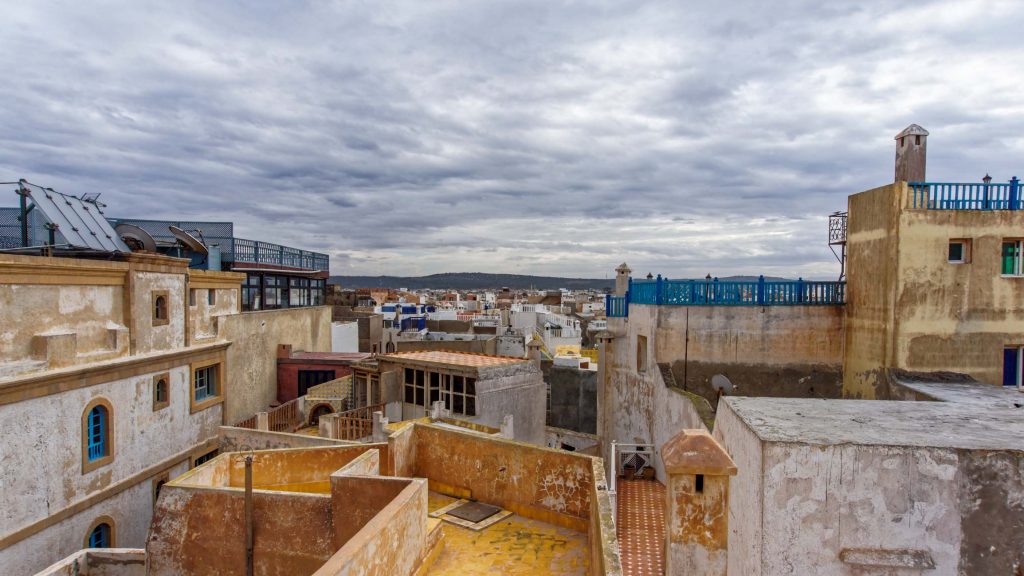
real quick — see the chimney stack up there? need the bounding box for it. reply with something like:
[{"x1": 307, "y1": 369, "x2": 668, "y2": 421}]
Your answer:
[{"x1": 894, "y1": 124, "x2": 929, "y2": 183}]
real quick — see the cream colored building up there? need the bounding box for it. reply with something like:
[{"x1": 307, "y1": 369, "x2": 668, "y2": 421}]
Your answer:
[{"x1": 0, "y1": 252, "x2": 330, "y2": 575}]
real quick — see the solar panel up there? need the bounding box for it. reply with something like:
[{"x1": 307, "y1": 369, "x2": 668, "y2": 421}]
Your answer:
[{"x1": 19, "y1": 182, "x2": 130, "y2": 252}]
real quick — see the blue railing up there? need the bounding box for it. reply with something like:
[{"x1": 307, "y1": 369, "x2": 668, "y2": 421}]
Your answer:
[
  {"x1": 629, "y1": 275, "x2": 844, "y2": 307},
  {"x1": 606, "y1": 294, "x2": 628, "y2": 317},
  {"x1": 911, "y1": 178, "x2": 1021, "y2": 210},
  {"x1": 233, "y1": 237, "x2": 329, "y2": 271}
]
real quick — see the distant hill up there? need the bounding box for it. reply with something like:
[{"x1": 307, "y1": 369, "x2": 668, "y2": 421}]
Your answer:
[
  {"x1": 329, "y1": 273, "x2": 614, "y2": 291},
  {"x1": 328, "y1": 272, "x2": 797, "y2": 291}
]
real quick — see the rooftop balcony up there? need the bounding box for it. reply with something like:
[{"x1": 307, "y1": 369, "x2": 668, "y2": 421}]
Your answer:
[
  {"x1": 911, "y1": 177, "x2": 1021, "y2": 210},
  {"x1": 231, "y1": 237, "x2": 329, "y2": 272}
]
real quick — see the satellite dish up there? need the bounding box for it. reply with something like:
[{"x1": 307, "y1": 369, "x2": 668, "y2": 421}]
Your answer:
[
  {"x1": 169, "y1": 225, "x2": 208, "y2": 256},
  {"x1": 115, "y1": 223, "x2": 157, "y2": 252},
  {"x1": 711, "y1": 374, "x2": 735, "y2": 394}
]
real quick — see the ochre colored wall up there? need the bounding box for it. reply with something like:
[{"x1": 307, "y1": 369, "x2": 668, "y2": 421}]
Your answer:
[
  {"x1": 844, "y1": 182, "x2": 1024, "y2": 397},
  {"x1": 411, "y1": 424, "x2": 594, "y2": 529}
]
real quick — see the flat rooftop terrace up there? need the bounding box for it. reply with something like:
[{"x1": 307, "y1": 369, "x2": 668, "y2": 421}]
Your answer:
[
  {"x1": 892, "y1": 377, "x2": 1024, "y2": 408},
  {"x1": 425, "y1": 492, "x2": 589, "y2": 575},
  {"x1": 724, "y1": 397, "x2": 1024, "y2": 450}
]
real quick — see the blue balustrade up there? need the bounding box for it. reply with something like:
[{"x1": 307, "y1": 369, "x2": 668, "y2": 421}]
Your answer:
[
  {"x1": 625, "y1": 275, "x2": 844, "y2": 312},
  {"x1": 910, "y1": 178, "x2": 1021, "y2": 210}
]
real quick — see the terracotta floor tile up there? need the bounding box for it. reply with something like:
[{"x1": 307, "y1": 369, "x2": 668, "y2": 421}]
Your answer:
[{"x1": 617, "y1": 479, "x2": 666, "y2": 576}]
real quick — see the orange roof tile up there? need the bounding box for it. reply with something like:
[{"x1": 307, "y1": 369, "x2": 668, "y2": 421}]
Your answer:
[{"x1": 379, "y1": 350, "x2": 527, "y2": 369}]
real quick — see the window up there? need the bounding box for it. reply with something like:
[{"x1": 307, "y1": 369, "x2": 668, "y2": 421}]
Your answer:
[
  {"x1": 1003, "y1": 241, "x2": 1023, "y2": 276},
  {"x1": 153, "y1": 374, "x2": 170, "y2": 411},
  {"x1": 695, "y1": 474, "x2": 704, "y2": 493},
  {"x1": 637, "y1": 335, "x2": 648, "y2": 372},
  {"x1": 264, "y1": 276, "x2": 286, "y2": 309},
  {"x1": 290, "y1": 277, "x2": 310, "y2": 307},
  {"x1": 403, "y1": 368, "x2": 425, "y2": 406},
  {"x1": 194, "y1": 366, "x2": 217, "y2": 400},
  {"x1": 84, "y1": 518, "x2": 114, "y2": 549},
  {"x1": 207, "y1": 289, "x2": 217, "y2": 306},
  {"x1": 82, "y1": 398, "x2": 113, "y2": 473},
  {"x1": 152, "y1": 290, "x2": 170, "y2": 325},
  {"x1": 153, "y1": 473, "x2": 169, "y2": 508},
  {"x1": 242, "y1": 274, "x2": 262, "y2": 312},
  {"x1": 298, "y1": 369, "x2": 336, "y2": 396},
  {"x1": 190, "y1": 360, "x2": 223, "y2": 412},
  {"x1": 193, "y1": 449, "x2": 218, "y2": 468},
  {"x1": 1003, "y1": 347, "x2": 1022, "y2": 387},
  {"x1": 440, "y1": 374, "x2": 476, "y2": 417},
  {"x1": 948, "y1": 240, "x2": 969, "y2": 264},
  {"x1": 189, "y1": 289, "x2": 196, "y2": 307}
]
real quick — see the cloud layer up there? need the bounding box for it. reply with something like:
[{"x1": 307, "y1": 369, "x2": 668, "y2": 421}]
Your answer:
[{"x1": 2, "y1": 0, "x2": 1022, "y2": 278}]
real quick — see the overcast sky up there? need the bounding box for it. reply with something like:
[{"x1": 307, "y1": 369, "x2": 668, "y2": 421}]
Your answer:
[{"x1": 2, "y1": 1, "x2": 1022, "y2": 279}]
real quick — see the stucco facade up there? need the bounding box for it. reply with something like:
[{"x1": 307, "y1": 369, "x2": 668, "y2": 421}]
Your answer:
[{"x1": 844, "y1": 182, "x2": 1024, "y2": 397}]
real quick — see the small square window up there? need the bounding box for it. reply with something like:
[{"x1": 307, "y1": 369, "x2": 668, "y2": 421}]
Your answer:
[{"x1": 948, "y1": 241, "x2": 966, "y2": 264}]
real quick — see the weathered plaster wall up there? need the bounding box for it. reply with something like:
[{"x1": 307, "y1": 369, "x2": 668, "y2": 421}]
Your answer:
[
  {"x1": 218, "y1": 426, "x2": 356, "y2": 452},
  {"x1": 547, "y1": 365, "x2": 597, "y2": 434},
  {"x1": 411, "y1": 424, "x2": 594, "y2": 528},
  {"x1": 656, "y1": 304, "x2": 844, "y2": 403},
  {"x1": 33, "y1": 548, "x2": 146, "y2": 576},
  {"x1": 710, "y1": 399, "x2": 763, "y2": 576},
  {"x1": 844, "y1": 182, "x2": 1024, "y2": 397},
  {"x1": 476, "y1": 362, "x2": 546, "y2": 445},
  {"x1": 602, "y1": 306, "x2": 707, "y2": 483},
  {"x1": 148, "y1": 486, "x2": 335, "y2": 575},
  {"x1": 0, "y1": 284, "x2": 125, "y2": 372},
  {"x1": 713, "y1": 399, "x2": 1024, "y2": 575},
  {"x1": 0, "y1": 365, "x2": 219, "y2": 535},
  {"x1": 666, "y1": 474, "x2": 729, "y2": 575},
  {"x1": 1, "y1": 460, "x2": 188, "y2": 576},
  {"x1": 219, "y1": 306, "x2": 332, "y2": 424},
  {"x1": 188, "y1": 288, "x2": 239, "y2": 342},
  {"x1": 130, "y1": 272, "x2": 186, "y2": 354},
  {"x1": 311, "y1": 481, "x2": 429, "y2": 576}
]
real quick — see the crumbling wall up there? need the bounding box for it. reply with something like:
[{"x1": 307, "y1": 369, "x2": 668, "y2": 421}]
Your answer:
[{"x1": 476, "y1": 362, "x2": 547, "y2": 445}]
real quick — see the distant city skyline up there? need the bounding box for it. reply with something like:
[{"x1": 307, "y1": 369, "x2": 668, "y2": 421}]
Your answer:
[{"x1": 2, "y1": 1, "x2": 1022, "y2": 278}]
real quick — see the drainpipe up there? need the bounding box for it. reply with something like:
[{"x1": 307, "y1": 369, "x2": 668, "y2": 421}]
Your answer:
[{"x1": 245, "y1": 455, "x2": 254, "y2": 576}]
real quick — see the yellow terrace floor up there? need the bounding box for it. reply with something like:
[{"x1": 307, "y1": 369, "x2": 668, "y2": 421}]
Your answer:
[{"x1": 424, "y1": 492, "x2": 590, "y2": 575}]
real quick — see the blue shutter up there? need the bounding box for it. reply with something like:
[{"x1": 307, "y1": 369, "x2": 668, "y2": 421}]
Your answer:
[
  {"x1": 87, "y1": 407, "x2": 106, "y2": 461},
  {"x1": 89, "y1": 523, "x2": 109, "y2": 548}
]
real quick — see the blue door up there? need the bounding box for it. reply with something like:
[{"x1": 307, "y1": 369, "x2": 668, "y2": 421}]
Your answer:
[{"x1": 1003, "y1": 348, "x2": 1018, "y2": 386}]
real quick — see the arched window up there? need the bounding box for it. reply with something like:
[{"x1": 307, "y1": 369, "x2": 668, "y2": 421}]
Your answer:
[
  {"x1": 155, "y1": 296, "x2": 166, "y2": 319},
  {"x1": 82, "y1": 398, "x2": 114, "y2": 472},
  {"x1": 84, "y1": 517, "x2": 115, "y2": 549},
  {"x1": 87, "y1": 405, "x2": 108, "y2": 461},
  {"x1": 153, "y1": 374, "x2": 170, "y2": 411},
  {"x1": 89, "y1": 523, "x2": 111, "y2": 548},
  {"x1": 152, "y1": 290, "x2": 170, "y2": 325}
]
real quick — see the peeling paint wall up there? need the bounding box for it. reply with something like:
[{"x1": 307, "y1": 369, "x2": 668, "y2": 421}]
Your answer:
[
  {"x1": 219, "y1": 306, "x2": 332, "y2": 424},
  {"x1": 412, "y1": 424, "x2": 593, "y2": 525},
  {"x1": 0, "y1": 284, "x2": 125, "y2": 373},
  {"x1": 1, "y1": 461, "x2": 188, "y2": 576},
  {"x1": 0, "y1": 363, "x2": 217, "y2": 574},
  {"x1": 148, "y1": 486, "x2": 336, "y2": 575},
  {"x1": 188, "y1": 288, "x2": 239, "y2": 342},
  {"x1": 130, "y1": 272, "x2": 186, "y2": 354},
  {"x1": 845, "y1": 182, "x2": 1024, "y2": 397},
  {"x1": 602, "y1": 306, "x2": 707, "y2": 482},
  {"x1": 713, "y1": 400, "x2": 1024, "y2": 575}
]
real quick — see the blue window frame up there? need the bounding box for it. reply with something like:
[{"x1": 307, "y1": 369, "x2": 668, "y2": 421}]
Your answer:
[
  {"x1": 194, "y1": 366, "x2": 217, "y2": 401},
  {"x1": 87, "y1": 406, "x2": 107, "y2": 461},
  {"x1": 88, "y1": 523, "x2": 110, "y2": 548}
]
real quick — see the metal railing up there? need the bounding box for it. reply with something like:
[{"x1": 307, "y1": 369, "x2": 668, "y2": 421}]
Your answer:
[
  {"x1": 911, "y1": 178, "x2": 1021, "y2": 210},
  {"x1": 234, "y1": 414, "x2": 259, "y2": 430},
  {"x1": 606, "y1": 294, "x2": 628, "y2": 317},
  {"x1": 233, "y1": 237, "x2": 329, "y2": 271},
  {"x1": 335, "y1": 402, "x2": 386, "y2": 441},
  {"x1": 629, "y1": 275, "x2": 845, "y2": 307}
]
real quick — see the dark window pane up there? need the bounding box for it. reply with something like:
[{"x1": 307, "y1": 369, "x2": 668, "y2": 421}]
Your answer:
[{"x1": 465, "y1": 396, "x2": 475, "y2": 416}]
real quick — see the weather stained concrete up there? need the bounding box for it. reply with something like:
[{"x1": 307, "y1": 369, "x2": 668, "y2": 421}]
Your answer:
[{"x1": 425, "y1": 492, "x2": 590, "y2": 575}]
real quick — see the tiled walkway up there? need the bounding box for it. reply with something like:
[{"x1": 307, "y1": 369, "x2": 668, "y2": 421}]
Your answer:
[{"x1": 617, "y1": 479, "x2": 666, "y2": 576}]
